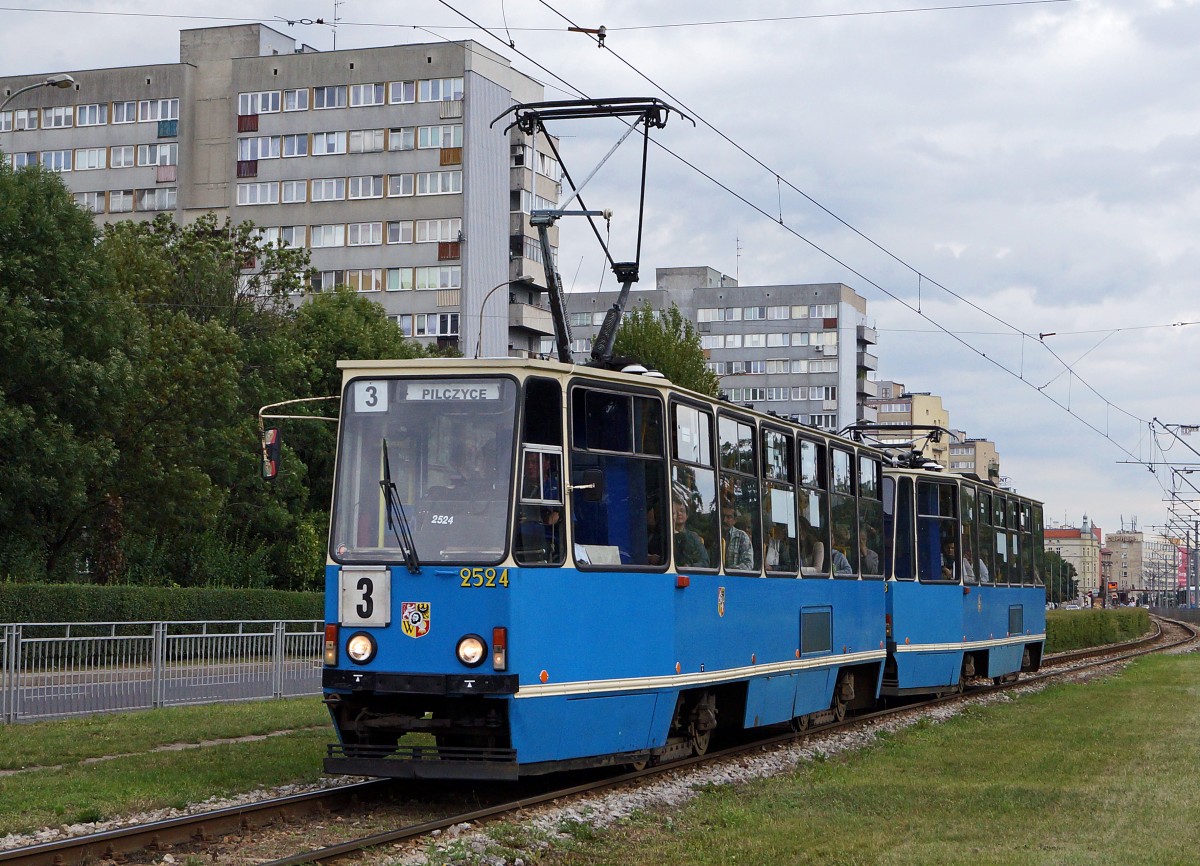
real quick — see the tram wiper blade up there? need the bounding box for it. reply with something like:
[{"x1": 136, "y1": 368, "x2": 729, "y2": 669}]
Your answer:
[{"x1": 380, "y1": 439, "x2": 421, "y2": 574}]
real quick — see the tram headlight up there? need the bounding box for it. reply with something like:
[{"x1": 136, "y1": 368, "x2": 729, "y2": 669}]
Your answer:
[
  {"x1": 456, "y1": 634, "x2": 487, "y2": 667},
  {"x1": 346, "y1": 631, "x2": 376, "y2": 665}
]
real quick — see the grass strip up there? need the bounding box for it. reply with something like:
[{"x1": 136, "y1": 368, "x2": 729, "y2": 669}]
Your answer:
[
  {"x1": 540, "y1": 653, "x2": 1200, "y2": 866},
  {"x1": 0, "y1": 697, "x2": 330, "y2": 771}
]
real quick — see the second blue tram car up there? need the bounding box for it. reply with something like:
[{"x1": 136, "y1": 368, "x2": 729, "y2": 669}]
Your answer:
[{"x1": 881, "y1": 468, "x2": 1046, "y2": 695}]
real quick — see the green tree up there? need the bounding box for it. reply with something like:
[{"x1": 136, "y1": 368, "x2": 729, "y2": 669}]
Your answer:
[
  {"x1": 1040, "y1": 549, "x2": 1078, "y2": 604},
  {"x1": 613, "y1": 302, "x2": 719, "y2": 396},
  {"x1": 0, "y1": 161, "x2": 131, "y2": 579}
]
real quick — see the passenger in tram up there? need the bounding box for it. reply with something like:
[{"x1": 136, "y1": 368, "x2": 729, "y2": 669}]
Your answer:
[
  {"x1": 830, "y1": 523, "x2": 854, "y2": 574},
  {"x1": 859, "y1": 527, "x2": 880, "y2": 574},
  {"x1": 721, "y1": 504, "x2": 754, "y2": 571},
  {"x1": 798, "y1": 516, "x2": 825, "y2": 574},
  {"x1": 672, "y1": 498, "x2": 709, "y2": 569},
  {"x1": 764, "y1": 522, "x2": 793, "y2": 572},
  {"x1": 941, "y1": 537, "x2": 958, "y2": 580},
  {"x1": 962, "y1": 537, "x2": 989, "y2": 583}
]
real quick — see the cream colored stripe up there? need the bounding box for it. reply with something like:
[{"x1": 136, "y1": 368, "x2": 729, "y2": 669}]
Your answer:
[
  {"x1": 893, "y1": 633, "x2": 1047, "y2": 654},
  {"x1": 515, "y1": 649, "x2": 887, "y2": 699}
]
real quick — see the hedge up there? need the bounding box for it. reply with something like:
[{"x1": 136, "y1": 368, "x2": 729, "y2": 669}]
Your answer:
[
  {"x1": 1045, "y1": 607, "x2": 1151, "y2": 653},
  {"x1": 0, "y1": 584, "x2": 322, "y2": 624}
]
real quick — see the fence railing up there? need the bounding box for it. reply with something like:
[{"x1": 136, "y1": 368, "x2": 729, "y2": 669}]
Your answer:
[{"x1": 0, "y1": 620, "x2": 324, "y2": 723}]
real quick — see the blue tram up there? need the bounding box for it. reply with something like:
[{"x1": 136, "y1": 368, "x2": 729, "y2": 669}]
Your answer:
[
  {"x1": 319, "y1": 358, "x2": 890, "y2": 779},
  {"x1": 880, "y1": 467, "x2": 1046, "y2": 695}
]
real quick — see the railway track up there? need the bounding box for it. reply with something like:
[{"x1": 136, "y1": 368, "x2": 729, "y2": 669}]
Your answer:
[{"x1": 4, "y1": 616, "x2": 1194, "y2": 866}]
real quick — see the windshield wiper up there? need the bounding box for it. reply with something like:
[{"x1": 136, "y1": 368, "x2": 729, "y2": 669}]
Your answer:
[{"x1": 380, "y1": 439, "x2": 420, "y2": 573}]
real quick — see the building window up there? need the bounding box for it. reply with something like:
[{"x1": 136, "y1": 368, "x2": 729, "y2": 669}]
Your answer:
[
  {"x1": 281, "y1": 134, "x2": 308, "y2": 157},
  {"x1": 767, "y1": 305, "x2": 790, "y2": 320},
  {"x1": 414, "y1": 312, "x2": 460, "y2": 336},
  {"x1": 73, "y1": 148, "x2": 107, "y2": 171},
  {"x1": 109, "y1": 189, "x2": 134, "y2": 212},
  {"x1": 136, "y1": 187, "x2": 176, "y2": 211},
  {"x1": 418, "y1": 124, "x2": 463, "y2": 149},
  {"x1": 283, "y1": 88, "x2": 309, "y2": 111},
  {"x1": 387, "y1": 221, "x2": 413, "y2": 244},
  {"x1": 415, "y1": 217, "x2": 461, "y2": 243},
  {"x1": 810, "y1": 414, "x2": 838, "y2": 429},
  {"x1": 812, "y1": 331, "x2": 838, "y2": 348},
  {"x1": 416, "y1": 170, "x2": 462, "y2": 195},
  {"x1": 349, "y1": 83, "x2": 385, "y2": 106},
  {"x1": 74, "y1": 191, "x2": 105, "y2": 213},
  {"x1": 41, "y1": 106, "x2": 73, "y2": 129},
  {"x1": 791, "y1": 332, "x2": 810, "y2": 347},
  {"x1": 138, "y1": 98, "x2": 179, "y2": 122},
  {"x1": 313, "y1": 85, "x2": 347, "y2": 109},
  {"x1": 388, "y1": 127, "x2": 415, "y2": 151},
  {"x1": 535, "y1": 151, "x2": 561, "y2": 182},
  {"x1": 418, "y1": 77, "x2": 463, "y2": 102},
  {"x1": 569, "y1": 312, "x2": 591, "y2": 327},
  {"x1": 697, "y1": 308, "x2": 725, "y2": 322},
  {"x1": 349, "y1": 128, "x2": 385, "y2": 153},
  {"x1": 258, "y1": 225, "x2": 306, "y2": 249},
  {"x1": 138, "y1": 143, "x2": 178, "y2": 166},
  {"x1": 109, "y1": 145, "x2": 133, "y2": 167},
  {"x1": 238, "y1": 91, "x2": 281, "y2": 115},
  {"x1": 40, "y1": 150, "x2": 71, "y2": 172},
  {"x1": 237, "y1": 181, "x2": 279, "y2": 205},
  {"x1": 744, "y1": 306, "x2": 766, "y2": 321},
  {"x1": 387, "y1": 268, "x2": 414, "y2": 291},
  {"x1": 312, "y1": 131, "x2": 347, "y2": 155},
  {"x1": 309, "y1": 224, "x2": 346, "y2": 248},
  {"x1": 747, "y1": 361, "x2": 766, "y2": 374},
  {"x1": 389, "y1": 80, "x2": 416, "y2": 103},
  {"x1": 311, "y1": 177, "x2": 346, "y2": 201},
  {"x1": 311, "y1": 270, "x2": 346, "y2": 292},
  {"x1": 111, "y1": 101, "x2": 136, "y2": 124},
  {"x1": 280, "y1": 180, "x2": 307, "y2": 203},
  {"x1": 346, "y1": 268, "x2": 384, "y2": 291},
  {"x1": 811, "y1": 304, "x2": 837, "y2": 318},
  {"x1": 414, "y1": 265, "x2": 461, "y2": 290},
  {"x1": 0, "y1": 108, "x2": 37, "y2": 131},
  {"x1": 347, "y1": 221, "x2": 383, "y2": 246},
  {"x1": 387, "y1": 173, "x2": 414, "y2": 197},
  {"x1": 791, "y1": 305, "x2": 809, "y2": 319},
  {"x1": 237, "y1": 137, "x2": 278, "y2": 161},
  {"x1": 348, "y1": 174, "x2": 384, "y2": 199},
  {"x1": 76, "y1": 103, "x2": 107, "y2": 126},
  {"x1": 766, "y1": 333, "x2": 789, "y2": 347},
  {"x1": 700, "y1": 335, "x2": 723, "y2": 350},
  {"x1": 791, "y1": 360, "x2": 809, "y2": 374}
]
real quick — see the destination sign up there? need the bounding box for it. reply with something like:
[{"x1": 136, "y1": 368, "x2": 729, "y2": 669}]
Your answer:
[{"x1": 405, "y1": 383, "x2": 500, "y2": 401}]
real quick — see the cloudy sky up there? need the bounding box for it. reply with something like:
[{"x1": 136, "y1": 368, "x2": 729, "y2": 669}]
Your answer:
[{"x1": 4, "y1": 0, "x2": 1199, "y2": 542}]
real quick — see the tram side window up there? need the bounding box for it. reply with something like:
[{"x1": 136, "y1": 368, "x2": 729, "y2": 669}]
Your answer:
[
  {"x1": 1031, "y1": 503, "x2": 1045, "y2": 586},
  {"x1": 1020, "y1": 503, "x2": 1034, "y2": 585},
  {"x1": 961, "y1": 484, "x2": 979, "y2": 585},
  {"x1": 917, "y1": 481, "x2": 958, "y2": 582},
  {"x1": 762, "y1": 428, "x2": 798, "y2": 575},
  {"x1": 798, "y1": 438, "x2": 830, "y2": 575},
  {"x1": 829, "y1": 448, "x2": 858, "y2": 576},
  {"x1": 718, "y1": 415, "x2": 761, "y2": 573},
  {"x1": 670, "y1": 403, "x2": 719, "y2": 571},
  {"x1": 977, "y1": 490, "x2": 995, "y2": 584},
  {"x1": 570, "y1": 387, "x2": 667, "y2": 568},
  {"x1": 888, "y1": 476, "x2": 916, "y2": 580},
  {"x1": 1007, "y1": 498, "x2": 1021, "y2": 585},
  {"x1": 857, "y1": 454, "x2": 883, "y2": 578},
  {"x1": 992, "y1": 493, "x2": 1010, "y2": 585},
  {"x1": 513, "y1": 378, "x2": 565, "y2": 566}
]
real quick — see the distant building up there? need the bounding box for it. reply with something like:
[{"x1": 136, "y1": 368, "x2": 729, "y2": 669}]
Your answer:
[
  {"x1": 1045, "y1": 516, "x2": 1102, "y2": 597},
  {"x1": 947, "y1": 435, "x2": 1000, "y2": 482},
  {"x1": 563, "y1": 266, "x2": 879, "y2": 432},
  {"x1": 1105, "y1": 531, "x2": 1144, "y2": 596},
  {"x1": 0, "y1": 23, "x2": 562, "y2": 358},
  {"x1": 863, "y1": 381, "x2": 951, "y2": 467}
]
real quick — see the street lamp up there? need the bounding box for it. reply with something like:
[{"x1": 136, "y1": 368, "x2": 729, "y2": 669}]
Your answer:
[
  {"x1": 1, "y1": 73, "x2": 75, "y2": 113},
  {"x1": 474, "y1": 274, "x2": 535, "y2": 360}
]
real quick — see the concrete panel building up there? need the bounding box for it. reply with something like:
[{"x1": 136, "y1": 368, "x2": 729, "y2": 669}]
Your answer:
[
  {"x1": 1045, "y1": 517, "x2": 1103, "y2": 597},
  {"x1": 563, "y1": 266, "x2": 880, "y2": 432},
  {"x1": 864, "y1": 381, "x2": 952, "y2": 467},
  {"x1": 0, "y1": 23, "x2": 559, "y2": 358}
]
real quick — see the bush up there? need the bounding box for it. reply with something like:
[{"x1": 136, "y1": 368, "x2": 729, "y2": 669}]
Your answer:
[
  {"x1": 1045, "y1": 607, "x2": 1150, "y2": 653},
  {"x1": 0, "y1": 583, "x2": 322, "y2": 624}
]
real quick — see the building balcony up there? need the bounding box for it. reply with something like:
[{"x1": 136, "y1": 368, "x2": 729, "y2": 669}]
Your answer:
[
  {"x1": 236, "y1": 114, "x2": 258, "y2": 133},
  {"x1": 157, "y1": 119, "x2": 178, "y2": 138},
  {"x1": 857, "y1": 350, "x2": 878, "y2": 371},
  {"x1": 857, "y1": 404, "x2": 878, "y2": 423},
  {"x1": 510, "y1": 301, "x2": 554, "y2": 336},
  {"x1": 857, "y1": 377, "x2": 878, "y2": 398},
  {"x1": 857, "y1": 324, "x2": 877, "y2": 345}
]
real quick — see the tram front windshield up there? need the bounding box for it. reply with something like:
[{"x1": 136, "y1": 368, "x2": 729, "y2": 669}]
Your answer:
[{"x1": 330, "y1": 377, "x2": 516, "y2": 564}]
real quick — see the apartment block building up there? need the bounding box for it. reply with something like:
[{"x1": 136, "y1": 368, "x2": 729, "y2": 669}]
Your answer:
[
  {"x1": 1105, "y1": 530, "x2": 1144, "y2": 595},
  {"x1": 563, "y1": 266, "x2": 880, "y2": 431},
  {"x1": 0, "y1": 23, "x2": 560, "y2": 358}
]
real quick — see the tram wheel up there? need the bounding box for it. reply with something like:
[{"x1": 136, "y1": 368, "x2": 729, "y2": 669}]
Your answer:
[{"x1": 790, "y1": 714, "x2": 811, "y2": 733}]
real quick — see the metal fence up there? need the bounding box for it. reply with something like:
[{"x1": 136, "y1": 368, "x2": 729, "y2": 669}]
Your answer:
[{"x1": 0, "y1": 620, "x2": 324, "y2": 723}]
